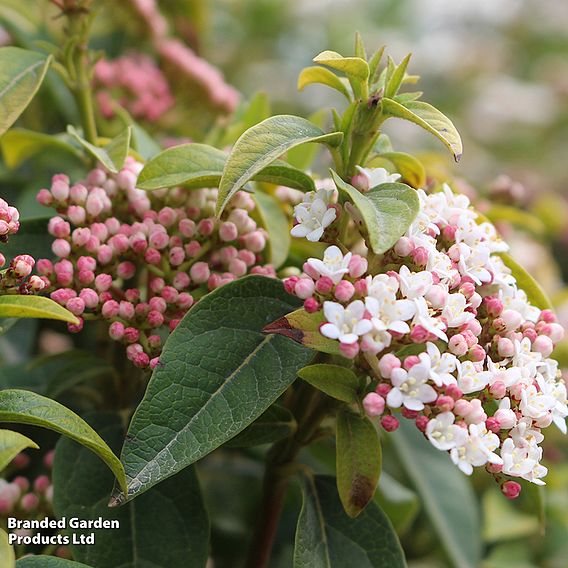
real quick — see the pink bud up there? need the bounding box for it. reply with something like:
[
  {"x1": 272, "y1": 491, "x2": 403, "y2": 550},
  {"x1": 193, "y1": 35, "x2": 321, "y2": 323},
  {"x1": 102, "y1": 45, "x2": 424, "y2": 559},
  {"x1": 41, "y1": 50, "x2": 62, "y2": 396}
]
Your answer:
[
  {"x1": 70, "y1": 183, "x2": 88, "y2": 204},
  {"x1": 425, "y1": 285, "x2": 448, "y2": 309},
  {"x1": 197, "y1": 218, "x2": 215, "y2": 237},
  {"x1": 315, "y1": 276, "x2": 334, "y2": 295},
  {"x1": 66, "y1": 297, "x2": 85, "y2": 316},
  {"x1": 339, "y1": 341, "x2": 359, "y2": 359},
  {"x1": 334, "y1": 280, "x2": 355, "y2": 302},
  {"x1": 12, "y1": 477, "x2": 29, "y2": 492},
  {"x1": 484, "y1": 296, "x2": 503, "y2": 318},
  {"x1": 67, "y1": 205, "x2": 86, "y2": 225},
  {"x1": 410, "y1": 325, "x2": 429, "y2": 344},
  {"x1": 72, "y1": 227, "x2": 91, "y2": 247},
  {"x1": 489, "y1": 381, "x2": 507, "y2": 400},
  {"x1": 363, "y1": 393, "x2": 385, "y2": 417},
  {"x1": 501, "y1": 309, "x2": 523, "y2": 332},
  {"x1": 33, "y1": 475, "x2": 51, "y2": 494},
  {"x1": 228, "y1": 258, "x2": 247, "y2": 277},
  {"x1": 119, "y1": 301, "x2": 135, "y2": 320},
  {"x1": 436, "y1": 395, "x2": 455, "y2": 412},
  {"x1": 52, "y1": 239, "x2": 71, "y2": 257},
  {"x1": 380, "y1": 415, "x2": 399, "y2": 432},
  {"x1": 501, "y1": 481, "x2": 521, "y2": 499},
  {"x1": 50, "y1": 288, "x2": 76, "y2": 305},
  {"x1": 36, "y1": 189, "x2": 53, "y2": 206},
  {"x1": 123, "y1": 327, "x2": 140, "y2": 343},
  {"x1": 219, "y1": 221, "x2": 238, "y2": 242},
  {"x1": 402, "y1": 407, "x2": 419, "y2": 419},
  {"x1": 190, "y1": 262, "x2": 210, "y2": 284},
  {"x1": 161, "y1": 286, "x2": 178, "y2": 303},
  {"x1": 11, "y1": 254, "x2": 35, "y2": 278},
  {"x1": 132, "y1": 351, "x2": 150, "y2": 368},
  {"x1": 147, "y1": 310, "x2": 164, "y2": 328},
  {"x1": 21, "y1": 493, "x2": 39, "y2": 512},
  {"x1": 485, "y1": 417, "x2": 501, "y2": 434},
  {"x1": 179, "y1": 218, "x2": 196, "y2": 238},
  {"x1": 546, "y1": 323, "x2": 564, "y2": 343},
  {"x1": 145, "y1": 248, "x2": 161, "y2": 265},
  {"x1": 415, "y1": 415, "x2": 429, "y2": 432},
  {"x1": 448, "y1": 334, "x2": 468, "y2": 356},
  {"x1": 185, "y1": 240, "x2": 202, "y2": 258},
  {"x1": 177, "y1": 293, "x2": 193, "y2": 310},
  {"x1": 51, "y1": 179, "x2": 69, "y2": 201},
  {"x1": 304, "y1": 298, "x2": 320, "y2": 313},
  {"x1": 353, "y1": 279, "x2": 367, "y2": 296},
  {"x1": 532, "y1": 335, "x2": 553, "y2": 357},
  {"x1": 294, "y1": 278, "x2": 315, "y2": 300},
  {"x1": 378, "y1": 353, "x2": 401, "y2": 379},
  {"x1": 243, "y1": 230, "x2": 266, "y2": 252},
  {"x1": 157, "y1": 207, "x2": 177, "y2": 227},
  {"x1": 117, "y1": 261, "x2": 136, "y2": 280},
  {"x1": 348, "y1": 255, "x2": 368, "y2": 278},
  {"x1": 468, "y1": 344, "x2": 486, "y2": 362},
  {"x1": 394, "y1": 237, "x2": 414, "y2": 257},
  {"x1": 459, "y1": 282, "x2": 476, "y2": 299},
  {"x1": 411, "y1": 246, "x2": 429, "y2": 266},
  {"x1": 454, "y1": 399, "x2": 472, "y2": 416},
  {"x1": 102, "y1": 300, "x2": 120, "y2": 318},
  {"x1": 149, "y1": 296, "x2": 167, "y2": 313},
  {"x1": 67, "y1": 317, "x2": 84, "y2": 333},
  {"x1": 494, "y1": 407, "x2": 517, "y2": 429}
]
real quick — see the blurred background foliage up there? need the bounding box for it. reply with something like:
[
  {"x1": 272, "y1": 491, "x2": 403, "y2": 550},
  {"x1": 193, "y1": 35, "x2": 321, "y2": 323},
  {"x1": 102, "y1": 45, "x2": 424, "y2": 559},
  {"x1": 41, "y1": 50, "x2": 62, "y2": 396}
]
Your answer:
[{"x1": 0, "y1": 0, "x2": 567, "y2": 566}]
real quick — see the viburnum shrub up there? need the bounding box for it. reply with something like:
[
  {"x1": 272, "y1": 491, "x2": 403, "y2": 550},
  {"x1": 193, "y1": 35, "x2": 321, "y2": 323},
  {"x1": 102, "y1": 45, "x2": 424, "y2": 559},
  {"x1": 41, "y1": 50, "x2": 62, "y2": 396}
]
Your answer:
[{"x1": 0, "y1": 2, "x2": 566, "y2": 566}]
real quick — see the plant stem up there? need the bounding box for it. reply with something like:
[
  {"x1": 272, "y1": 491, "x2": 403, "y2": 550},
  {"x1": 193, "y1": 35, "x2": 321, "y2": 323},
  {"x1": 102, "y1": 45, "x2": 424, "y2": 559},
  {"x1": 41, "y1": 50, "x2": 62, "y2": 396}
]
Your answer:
[{"x1": 245, "y1": 385, "x2": 332, "y2": 568}]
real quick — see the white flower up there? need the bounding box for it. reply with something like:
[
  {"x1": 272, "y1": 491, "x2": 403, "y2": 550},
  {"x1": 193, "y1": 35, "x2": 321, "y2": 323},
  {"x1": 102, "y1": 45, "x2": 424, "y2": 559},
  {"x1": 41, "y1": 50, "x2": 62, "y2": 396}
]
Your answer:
[
  {"x1": 386, "y1": 358, "x2": 438, "y2": 411},
  {"x1": 355, "y1": 166, "x2": 401, "y2": 188},
  {"x1": 494, "y1": 398, "x2": 517, "y2": 429},
  {"x1": 457, "y1": 360, "x2": 491, "y2": 394},
  {"x1": 441, "y1": 293, "x2": 475, "y2": 328},
  {"x1": 397, "y1": 265, "x2": 433, "y2": 299},
  {"x1": 412, "y1": 297, "x2": 448, "y2": 341},
  {"x1": 366, "y1": 273, "x2": 400, "y2": 299},
  {"x1": 365, "y1": 295, "x2": 415, "y2": 335},
  {"x1": 456, "y1": 243, "x2": 492, "y2": 284},
  {"x1": 512, "y1": 338, "x2": 542, "y2": 379},
  {"x1": 426, "y1": 342, "x2": 457, "y2": 386},
  {"x1": 519, "y1": 381, "x2": 557, "y2": 421},
  {"x1": 502, "y1": 420, "x2": 547, "y2": 485},
  {"x1": 426, "y1": 411, "x2": 467, "y2": 451},
  {"x1": 290, "y1": 188, "x2": 336, "y2": 242},
  {"x1": 320, "y1": 300, "x2": 372, "y2": 345},
  {"x1": 360, "y1": 329, "x2": 392, "y2": 355},
  {"x1": 450, "y1": 424, "x2": 502, "y2": 475},
  {"x1": 307, "y1": 246, "x2": 351, "y2": 284},
  {"x1": 538, "y1": 376, "x2": 568, "y2": 434}
]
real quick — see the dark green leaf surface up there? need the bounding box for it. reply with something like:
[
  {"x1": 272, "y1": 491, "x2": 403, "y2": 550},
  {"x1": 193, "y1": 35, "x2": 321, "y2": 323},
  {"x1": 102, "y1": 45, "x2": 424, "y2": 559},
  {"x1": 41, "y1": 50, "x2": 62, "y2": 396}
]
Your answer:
[
  {"x1": 0, "y1": 389, "x2": 126, "y2": 494},
  {"x1": 298, "y1": 364, "x2": 359, "y2": 403},
  {"x1": 53, "y1": 414, "x2": 209, "y2": 568},
  {"x1": 331, "y1": 172, "x2": 419, "y2": 254},
  {"x1": 294, "y1": 474, "x2": 406, "y2": 568},
  {"x1": 336, "y1": 411, "x2": 381, "y2": 517},
  {"x1": 118, "y1": 276, "x2": 313, "y2": 502},
  {"x1": 217, "y1": 115, "x2": 342, "y2": 215},
  {"x1": 16, "y1": 558, "x2": 91, "y2": 568},
  {"x1": 390, "y1": 420, "x2": 481, "y2": 568}
]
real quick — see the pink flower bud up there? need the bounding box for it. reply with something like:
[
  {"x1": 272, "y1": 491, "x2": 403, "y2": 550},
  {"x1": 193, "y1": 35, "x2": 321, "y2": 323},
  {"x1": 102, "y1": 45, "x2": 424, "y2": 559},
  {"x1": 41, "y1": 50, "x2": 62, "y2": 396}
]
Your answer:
[
  {"x1": 173, "y1": 272, "x2": 191, "y2": 290},
  {"x1": 494, "y1": 407, "x2": 517, "y2": 429},
  {"x1": 334, "y1": 280, "x2": 355, "y2": 302},
  {"x1": 11, "y1": 255, "x2": 35, "y2": 278},
  {"x1": 79, "y1": 288, "x2": 99, "y2": 309},
  {"x1": 484, "y1": 296, "x2": 503, "y2": 318},
  {"x1": 169, "y1": 319, "x2": 181, "y2": 331},
  {"x1": 410, "y1": 324, "x2": 429, "y2": 343},
  {"x1": 179, "y1": 218, "x2": 196, "y2": 238},
  {"x1": 50, "y1": 288, "x2": 76, "y2": 306},
  {"x1": 380, "y1": 415, "x2": 399, "y2": 432},
  {"x1": 436, "y1": 395, "x2": 455, "y2": 412},
  {"x1": 501, "y1": 309, "x2": 522, "y2": 332},
  {"x1": 243, "y1": 230, "x2": 266, "y2": 252},
  {"x1": 36, "y1": 189, "x2": 53, "y2": 206},
  {"x1": 66, "y1": 297, "x2": 85, "y2": 316},
  {"x1": 416, "y1": 415, "x2": 429, "y2": 432},
  {"x1": 485, "y1": 417, "x2": 501, "y2": 433},
  {"x1": 363, "y1": 393, "x2": 385, "y2": 417},
  {"x1": 353, "y1": 279, "x2": 368, "y2": 296},
  {"x1": 21, "y1": 493, "x2": 39, "y2": 512},
  {"x1": 378, "y1": 353, "x2": 401, "y2": 379},
  {"x1": 411, "y1": 246, "x2": 429, "y2": 266},
  {"x1": 315, "y1": 276, "x2": 334, "y2": 295},
  {"x1": 185, "y1": 240, "x2": 202, "y2": 257},
  {"x1": 157, "y1": 206, "x2": 177, "y2": 227},
  {"x1": 68, "y1": 317, "x2": 84, "y2": 333},
  {"x1": 402, "y1": 407, "x2": 419, "y2": 419},
  {"x1": 293, "y1": 278, "x2": 315, "y2": 300},
  {"x1": 70, "y1": 183, "x2": 88, "y2": 204},
  {"x1": 394, "y1": 237, "x2": 414, "y2": 257},
  {"x1": 339, "y1": 341, "x2": 359, "y2": 359},
  {"x1": 68, "y1": 205, "x2": 86, "y2": 225},
  {"x1": 28, "y1": 275, "x2": 46, "y2": 292},
  {"x1": 94, "y1": 273, "x2": 112, "y2": 292},
  {"x1": 304, "y1": 298, "x2": 320, "y2": 313},
  {"x1": 448, "y1": 333, "x2": 468, "y2": 356},
  {"x1": 546, "y1": 323, "x2": 564, "y2": 343},
  {"x1": 145, "y1": 248, "x2": 161, "y2": 265},
  {"x1": 52, "y1": 238, "x2": 71, "y2": 258},
  {"x1": 123, "y1": 327, "x2": 140, "y2": 343},
  {"x1": 161, "y1": 286, "x2": 178, "y2": 303},
  {"x1": 177, "y1": 293, "x2": 193, "y2": 310},
  {"x1": 119, "y1": 301, "x2": 135, "y2": 320},
  {"x1": 33, "y1": 475, "x2": 50, "y2": 494},
  {"x1": 132, "y1": 351, "x2": 150, "y2": 368},
  {"x1": 190, "y1": 262, "x2": 210, "y2": 284},
  {"x1": 489, "y1": 381, "x2": 507, "y2": 400},
  {"x1": 12, "y1": 477, "x2": 29, "y2": 492},
  {"x1": 147, "y1": 310, "x2": 164, "y2": 328},
  {"x1": 149, "y1": 296, "x2": 167, "y2": 313},
  {"x1": 102, "y1": 300, "x2": 120, "y2": 318},
  {"x1": 425, "y1": 285, "x2": 448, "y2": 309},
  {"x1": 348, "y1": 255, "x2": 368, "y2": 278},
  {"x1": 501, "y1": 481, "x2": 521, "y2": 499},
  {"x1": 51, "y1": 178, "x2": 69, "y2": 201},
  {"x1": 219, "y1": 221, "x2": 238, "y2": 242},
  {"x1": 532, "y1": 335, "x2": 553, "y2": 357},
  {"x1": 454, "y1": 399, "x2": 472, "y2": 416},
  {"x1": 117, "y1": 261, "x2": 136, "y2": 280},
  {"x1": 226, "y1": 257, "x2": 245, "y2": 277},
  {"x1": 197, "y1": 218, "x2": 215, "y2": 237},
  {"x1": 497, "y1": 337, "x2": 514, "y2": 358},
  {"x1": 148, "y1": 230, "x2": 169, "y2": 250},
  {"x1": 72, "y1": 227, "x2": 91, "y2": 248},
  {"x1": 468, "y1": 344, "x2": 486, "y2": 362}
]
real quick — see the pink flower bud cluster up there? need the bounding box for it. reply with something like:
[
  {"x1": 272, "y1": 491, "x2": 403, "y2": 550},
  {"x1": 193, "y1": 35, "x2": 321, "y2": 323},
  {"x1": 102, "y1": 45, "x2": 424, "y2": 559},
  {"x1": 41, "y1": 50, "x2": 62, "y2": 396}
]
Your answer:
[
  {"x1": 285, "y1": 184, "x2": 567, "y2": 496},
  {"x1": 0, "y1": 199, "x2": 46, "y2": 295},
  {"x1": 0, "y1": 450, "x2": 54, "y2": 518},
  {"x1": 36, "y1": 157, "x2": 274, "y2": 368},
  {"x1": 94, "y1": 54, "x2": 174, "y2": 122}
]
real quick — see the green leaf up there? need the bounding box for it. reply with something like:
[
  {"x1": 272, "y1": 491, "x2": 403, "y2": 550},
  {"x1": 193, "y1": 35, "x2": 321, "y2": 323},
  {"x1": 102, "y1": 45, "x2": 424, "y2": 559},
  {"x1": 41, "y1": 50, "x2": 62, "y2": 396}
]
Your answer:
[
  {"x1": 114, "y1": 105, "x2": 161, "y2": 160},
  {"x1": 0, "y1": 528, "x2": 15, "y2": 568},
  {"x1": 368, "y1": 45, "x2": 386, "y2": 83},
  {"x1": 225, "y1": 404, "x2": 296, "y2": 447},
  {"x1": 0, "y1": 429, "x2": 38, "y2": 471},
  {"x1": 498, "y1": 252, "x2": 552, "y2": 310},
  {"x1": 137, "y1": 143, "x2": 315, "y2": 193},
  {"x1": 116, "y1": 276, "x2": 313, "y2": 503},
  {"x1": 0, "y1": 47, "x2": 51, "y2": 137},
  {"x1": 381, "y1": 98, "x2": 463, "y2": 161},
  {"x1": 0, "y1": 295, "x2": 79, "y2": 324},
  {"x1": 0, "y1": 128, "x2": 82, "y2": 169},
  {"x1": 220, "y1": 91, "x2": 272, "y2": 147},
  {"x1": 286, "y1": 109, "x2": 328, "y2": 171},
  {"x1": 137, "y1": 143, "x2": 227, "y2": 190},
  {"x1": 252, "y1": 191, "x2": 290, "y2": 269},
  {"x1": 53, "y1": 413, "x2": 209, "y2": 568},
  {"x1": 67, "y1": 125, "x2": 130, "y2": 174},
  {"x1": 384, "y1": 54, "x2": 411, "y2": 99},
  {"x1": 263, "y1": 308, "x2": 341, "y2": 355},
  {"x1": 298, "y1": 67, "x2": 351, "y2": 100},
  {"x1": 0, "y1": 389, "x2": 127, "y2": 495},
  {"x1": 16, "y1": 558, "x2": 90, "y2": 568},
  {"x1": 375, "y1": 472, "x2": 419, "y2": 536},
  {"x1": 331, "y1": 171, "x2": 420, "y2": 254},
  {"x1": 294, "y1": 474, "x2": 406, "y2": 568},
  {"x1": 216, "y1": 115, "x2": 342, "y2": 215},
  {"x1": 313, "y1": 51, "x2": 370, "y2": 82},
  {"x1": 390, "y1": 419, "x2": 481, "y2": 568},
  {"x1": 298, "y1": 364, "x2": 359, "y2": 403},
  {"x1": 0, "y1": 217, "x2": 51, "y2": 265},
  {"x1": 376, "y1": 151, "x2": 426, "y2": 189},
  {"x1": 336, "y1": 411, "x2": 381, "y2": 517}
]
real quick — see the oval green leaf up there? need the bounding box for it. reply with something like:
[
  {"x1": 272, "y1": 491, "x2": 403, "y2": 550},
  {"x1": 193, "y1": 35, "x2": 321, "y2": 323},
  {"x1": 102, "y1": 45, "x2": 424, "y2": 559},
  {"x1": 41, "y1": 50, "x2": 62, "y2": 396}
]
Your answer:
[
  {"x1": 252, "y1": 190, "x2": 290, "y2": 268},
  {"x1": 0, "y1": 389, "x2": 126, "y2": 494},
  {"x1": 115, "y1": 276, "x2": 313, "y2": 503},
  {"x1": 0, "y1": 429, "x2": 38, "y2": 471},
  {"x1": 0, "y1": 528, "x2": 15, "y2": 568},
  {"x1": 390, "y1": 419, "x2": 481, "y2": 568},
  {"x1": 294, "y1": 474, "x2": 406, "y2": 568},
  {"x1": 16, "y1": 559, "x2": 90, "y2": 568},
  {"x1": 0, "y1": 47, "x2": 51, "y2": 137},
  {"x1": 498, "y1": 252, "x2": 552, "y2": 310},
  {"x1": 376, "y1": 151, "x2": 426, "y2": 189},
  {"x1": 53, "y1": 413, "x2": 209, "y2": 568},
  {"x1": 313, "y1": 51, "x2": 370, "y2": 82},
  {"x1": 298, "y1": 364, "x2": 359, "y2": 403},
  {"x1": 216, "y1": 115, "x2": 342, "y2": 215},
  {"x1": 298, "y1": 66, "x2": 352, "y2": 100},
  {"x1": 381, "y1": 98, "x2": 462, "y2": 162},
  {"x1": 0, "y1": 295, "x2": 79, "y2": 324},
  {"x1": 331, "y1": 171, "x2": 420, "y2": 254},
  {"x1": 336, "y1": 411, "x2": 381, "y2": 517}
]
